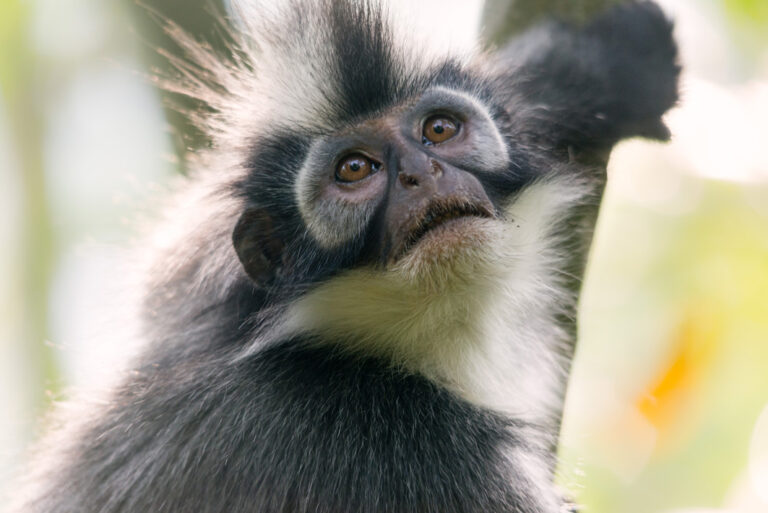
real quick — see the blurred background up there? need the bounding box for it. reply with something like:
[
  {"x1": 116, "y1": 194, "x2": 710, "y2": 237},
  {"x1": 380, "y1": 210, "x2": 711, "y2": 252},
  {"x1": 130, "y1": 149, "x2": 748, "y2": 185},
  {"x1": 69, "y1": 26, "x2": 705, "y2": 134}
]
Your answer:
[{"x1": 0, "y1": 0, "x2": 766, "y2": 512}]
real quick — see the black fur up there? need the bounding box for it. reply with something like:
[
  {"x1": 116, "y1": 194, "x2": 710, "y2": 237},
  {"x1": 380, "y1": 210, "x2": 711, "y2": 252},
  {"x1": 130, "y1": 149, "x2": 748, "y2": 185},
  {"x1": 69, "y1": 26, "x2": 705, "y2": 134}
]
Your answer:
[
  {"x1": 25, "y1": 341, "x2": 552, "y2": 512},
  {"x1": 14, "y1": 2, "x2": 679, "y2": 512},
  {"x1": 496, "y1": 1, "x2": 679, "y2": 152}
]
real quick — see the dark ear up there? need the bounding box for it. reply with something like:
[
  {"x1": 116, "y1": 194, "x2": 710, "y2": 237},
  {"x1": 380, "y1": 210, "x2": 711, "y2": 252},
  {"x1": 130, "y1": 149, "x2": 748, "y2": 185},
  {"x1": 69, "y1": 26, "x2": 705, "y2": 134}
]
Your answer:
[
  {"x1": 496, "y1": 1, "x2": 680, "y2": 152},
  {"x1": 233, "y1": 208, "x2": 285, "y2": 285}
]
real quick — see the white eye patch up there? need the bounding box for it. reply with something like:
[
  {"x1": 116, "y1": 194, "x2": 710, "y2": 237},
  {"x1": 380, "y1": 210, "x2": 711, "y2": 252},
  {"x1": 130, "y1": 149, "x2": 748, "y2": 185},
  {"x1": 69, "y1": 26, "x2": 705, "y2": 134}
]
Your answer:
[
  {"x1": 295, "y1": 139, "x2": 385, "y2": 248},
  {"x1": 403, "y1": 87, "x2": 510, "y2": 172}
]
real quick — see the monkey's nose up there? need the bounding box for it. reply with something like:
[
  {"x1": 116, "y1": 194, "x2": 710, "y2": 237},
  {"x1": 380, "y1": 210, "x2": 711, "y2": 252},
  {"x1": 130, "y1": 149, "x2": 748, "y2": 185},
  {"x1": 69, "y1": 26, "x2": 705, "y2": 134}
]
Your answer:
[
  {"x1": 397, "y1": 159, "x2": 442, "y2": 189},
  {"x1": 398, "y1": 172, "x2": 420, "y2": 188}
]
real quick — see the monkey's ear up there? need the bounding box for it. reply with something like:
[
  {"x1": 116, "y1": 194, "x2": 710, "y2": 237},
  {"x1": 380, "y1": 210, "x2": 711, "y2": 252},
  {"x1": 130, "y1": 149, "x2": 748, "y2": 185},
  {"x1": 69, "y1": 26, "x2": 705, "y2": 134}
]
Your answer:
[
  {"x1": 233, "y1": 208, "x2": 285, "y2": 285},
  {"x1": 495, "y1": 1, "x2": 679, "y2": 152}
]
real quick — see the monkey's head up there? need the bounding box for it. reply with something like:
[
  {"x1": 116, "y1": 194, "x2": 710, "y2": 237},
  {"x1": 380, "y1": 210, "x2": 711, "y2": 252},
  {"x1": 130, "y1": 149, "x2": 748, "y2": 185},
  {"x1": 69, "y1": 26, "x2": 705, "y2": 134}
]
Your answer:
[
  {"x1": 235, "y1": 83, "x2": 513, "y2": 288},
  {"x1": 168, "y1": 0, "x2": 677, "y2": 429}
]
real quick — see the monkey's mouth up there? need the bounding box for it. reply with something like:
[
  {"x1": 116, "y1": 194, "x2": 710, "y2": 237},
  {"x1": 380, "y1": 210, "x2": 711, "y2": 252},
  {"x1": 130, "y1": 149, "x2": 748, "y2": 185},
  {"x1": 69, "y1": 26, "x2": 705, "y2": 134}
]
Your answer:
[{"x1": 396, "y1": 201, "x2": 494, "y2": 261}]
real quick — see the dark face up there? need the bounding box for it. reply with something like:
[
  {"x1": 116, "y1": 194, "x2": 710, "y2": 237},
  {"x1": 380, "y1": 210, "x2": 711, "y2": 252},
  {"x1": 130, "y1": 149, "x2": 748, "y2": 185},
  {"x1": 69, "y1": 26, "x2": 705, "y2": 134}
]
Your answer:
[
  {"x1": 231, "y1": 76, "x2": 598, "y2": 302},
  {"x1": 294, "y1": 86, "x2": 510, "y2": 269}
]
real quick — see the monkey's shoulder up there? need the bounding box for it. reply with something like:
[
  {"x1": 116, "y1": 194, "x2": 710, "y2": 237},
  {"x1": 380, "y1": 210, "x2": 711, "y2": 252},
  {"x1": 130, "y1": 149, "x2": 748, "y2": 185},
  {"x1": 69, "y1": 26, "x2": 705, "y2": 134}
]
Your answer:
[{"x1": 53, "y1": 341, "x2": 533, "y2": 512}]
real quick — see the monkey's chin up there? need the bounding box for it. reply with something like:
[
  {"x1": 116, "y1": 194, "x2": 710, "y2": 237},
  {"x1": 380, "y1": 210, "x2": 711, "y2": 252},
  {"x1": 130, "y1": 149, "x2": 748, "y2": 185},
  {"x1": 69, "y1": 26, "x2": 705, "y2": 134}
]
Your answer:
[{"x1": 391, "y1": 217, "x2": 501, "y2": 285}]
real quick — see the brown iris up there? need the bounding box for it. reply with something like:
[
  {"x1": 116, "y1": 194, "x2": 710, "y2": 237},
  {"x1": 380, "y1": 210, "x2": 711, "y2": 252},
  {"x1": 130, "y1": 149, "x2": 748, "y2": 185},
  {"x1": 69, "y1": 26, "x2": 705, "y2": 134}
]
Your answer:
[
  {"x1": 422, "y1": 115, "x2": 459, "y2": 145},
  {"x1": 336, "y1": 154, "x2": 377, "y2": 183}
]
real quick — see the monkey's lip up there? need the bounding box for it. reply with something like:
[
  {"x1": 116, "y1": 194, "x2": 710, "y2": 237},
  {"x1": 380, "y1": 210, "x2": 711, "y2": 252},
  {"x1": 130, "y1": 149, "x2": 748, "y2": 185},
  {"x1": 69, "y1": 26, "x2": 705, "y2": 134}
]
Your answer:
[{"x1": 395, "y1": 202, "x2": 494, "y2": 261}]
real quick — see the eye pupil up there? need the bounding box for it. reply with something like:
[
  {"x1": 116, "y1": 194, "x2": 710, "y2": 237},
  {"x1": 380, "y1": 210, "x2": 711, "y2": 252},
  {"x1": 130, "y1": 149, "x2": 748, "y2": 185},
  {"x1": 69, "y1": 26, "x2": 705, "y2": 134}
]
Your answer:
[
  {"x1": 433, "y1": 125, "x2": 444, "y2": 134},
  {"x1": 350, "y1": 162, "x2": 360, "y2": 172}
]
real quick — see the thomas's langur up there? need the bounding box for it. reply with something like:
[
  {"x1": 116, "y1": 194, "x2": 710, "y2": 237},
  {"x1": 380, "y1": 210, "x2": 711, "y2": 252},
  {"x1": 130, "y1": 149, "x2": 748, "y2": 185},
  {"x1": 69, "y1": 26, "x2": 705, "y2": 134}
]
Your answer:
[{"x1": 12, "y1": 1, "x2": 679, "y2": 511}]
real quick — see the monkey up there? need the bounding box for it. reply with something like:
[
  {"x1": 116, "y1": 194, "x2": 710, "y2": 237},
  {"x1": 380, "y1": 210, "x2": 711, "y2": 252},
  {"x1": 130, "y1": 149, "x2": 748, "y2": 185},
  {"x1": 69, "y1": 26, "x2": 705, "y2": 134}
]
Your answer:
[{"x1": 10, "y1": 1, "x2": 679, "y2": 512}]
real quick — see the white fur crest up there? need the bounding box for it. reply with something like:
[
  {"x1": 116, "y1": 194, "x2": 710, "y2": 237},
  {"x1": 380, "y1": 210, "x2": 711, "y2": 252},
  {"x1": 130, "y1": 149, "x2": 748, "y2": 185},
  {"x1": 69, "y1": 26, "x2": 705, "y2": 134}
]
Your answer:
[{"x1": 222, "y1": 0, "x2": 482, "y2": 131}]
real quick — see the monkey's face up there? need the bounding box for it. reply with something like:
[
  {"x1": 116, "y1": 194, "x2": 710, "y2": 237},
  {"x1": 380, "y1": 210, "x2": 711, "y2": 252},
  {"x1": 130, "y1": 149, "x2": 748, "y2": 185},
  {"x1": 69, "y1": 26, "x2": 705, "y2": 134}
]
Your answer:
[
  {"x1": 295, "y1": 87, "x2": 511, "y2": 276},
  {"x1": 232, "y1": 75, "x2": 603, "y2": 298}
]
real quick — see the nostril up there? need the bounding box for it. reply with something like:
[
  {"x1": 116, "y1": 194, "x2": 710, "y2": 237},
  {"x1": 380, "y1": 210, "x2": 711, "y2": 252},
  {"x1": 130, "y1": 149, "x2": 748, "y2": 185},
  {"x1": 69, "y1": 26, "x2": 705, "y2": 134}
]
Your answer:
[
  {"x1": 429, "y1": 159, "x2": 443, "y2": 177},
  {"x1": 399, "y1": 173, "x2": 419, "y2": 188}
]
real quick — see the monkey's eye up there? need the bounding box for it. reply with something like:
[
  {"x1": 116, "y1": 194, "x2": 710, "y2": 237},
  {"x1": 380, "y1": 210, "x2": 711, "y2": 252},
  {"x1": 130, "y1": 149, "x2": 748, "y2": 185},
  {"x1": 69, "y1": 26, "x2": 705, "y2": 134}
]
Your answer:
[
  {"x1": 335, "y1": 154, "x2": 379, "y2": 183},
  {"x1": 422, "y1": 115, "x2": 459, "y2": 145}
]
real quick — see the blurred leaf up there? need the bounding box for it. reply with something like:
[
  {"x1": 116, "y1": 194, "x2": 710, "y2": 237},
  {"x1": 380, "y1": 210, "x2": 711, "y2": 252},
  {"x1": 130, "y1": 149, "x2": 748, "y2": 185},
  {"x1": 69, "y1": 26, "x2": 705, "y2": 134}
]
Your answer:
[
  {"x1": 637, "y1": 304, "x2": 722, "y2": 450},
  {"x1": 0, "y1": 0, "x2": 26, "y2": 99},
  {"x1": 0, "y1": 0, "x2": 60, "y2": 416},
  {"x1": 721, "y1": 0, "x2": 768, "y2": 69},
  {"x1": 723, "y1": 0, "x2": 768, "y2": 28}
]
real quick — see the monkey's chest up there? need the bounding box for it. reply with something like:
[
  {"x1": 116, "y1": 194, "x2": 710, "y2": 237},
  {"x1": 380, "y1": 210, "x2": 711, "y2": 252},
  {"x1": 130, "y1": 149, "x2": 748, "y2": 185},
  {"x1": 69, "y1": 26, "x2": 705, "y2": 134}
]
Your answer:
[{"x1": 171, "y1": 343, "x2": 553, "y2": 513}]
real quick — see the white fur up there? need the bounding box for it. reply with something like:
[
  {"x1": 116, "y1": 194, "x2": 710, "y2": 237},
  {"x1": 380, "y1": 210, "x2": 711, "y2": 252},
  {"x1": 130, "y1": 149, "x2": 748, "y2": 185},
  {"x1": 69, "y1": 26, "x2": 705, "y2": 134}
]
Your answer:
[
  {"x1": 505, "y1": 445, "x2": 563, "y2": 512},
  {"x1": 161, "y1": 0, "x2": 486, "y2": 164},
  {"x1": 230, "y1": 0, "x2": 483, "y2": 64},
  {"x1": 219, "y1": 0, "x2": 482, "y2": 136},
  {"x1": 279, "y1": 175, "x2": 596, "y2": 427}
]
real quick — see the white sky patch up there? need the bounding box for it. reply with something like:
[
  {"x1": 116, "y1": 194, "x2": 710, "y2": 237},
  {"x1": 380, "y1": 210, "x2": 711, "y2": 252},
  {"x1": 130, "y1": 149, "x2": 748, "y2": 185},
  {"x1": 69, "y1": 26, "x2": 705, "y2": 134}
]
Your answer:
[
  {"x1": 0, "y1": 83, "x2": 29, "y2": 495},
  {"x1": 656, "y1": 0, "x2": 737, "y2": 83},
  {"x1": 32, "y1": 0, "x2": 109, "y2": 58},
  {"x1": 230, "y1": 0, "x2": 485, "y2": 55},
  {"x1": 666, "y1": 77, "x2": 768, "y2": 183},
  {"x1": 386, "y1": 0, "x2": 485, "y2": 57},
  {"x1": 606, "y1": 0, "x2": 768, "y2": 190},
  {"x1": 605, "y1": 73, "x2": 768, "y2": 221},
  {"x1": 608, "y1": 77, "x2": 768, "y2": 192},
  {"x1": 48, "y1": 246, "x2": 144, "y2": 391},
  {"x1": 44, "y1": 65, "x2": 172, "y2": 240},
  {"x1": 747, "y1": 403, "x2": 768, "y2": 506}
]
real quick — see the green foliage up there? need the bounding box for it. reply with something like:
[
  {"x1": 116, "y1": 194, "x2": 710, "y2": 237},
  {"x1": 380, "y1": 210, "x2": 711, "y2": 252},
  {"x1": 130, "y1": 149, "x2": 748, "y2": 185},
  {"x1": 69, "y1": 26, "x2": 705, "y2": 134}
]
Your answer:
[
  {"x1": 0, "y1": 0, "x2": 27, "y2": 100},
  {"x1": 722, "y1": 0, "x2": 768, "y2": 68},
  {"x1": 724, "y1": 0, "x2": 768, "y2": 28},
  {"x1": 0, "y1": 0, "x2": 60, "y2": 417}
]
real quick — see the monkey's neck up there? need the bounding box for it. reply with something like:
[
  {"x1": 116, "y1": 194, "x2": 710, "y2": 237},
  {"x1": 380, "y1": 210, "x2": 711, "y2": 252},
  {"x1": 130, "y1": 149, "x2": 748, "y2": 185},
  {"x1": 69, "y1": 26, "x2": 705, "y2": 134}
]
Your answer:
[{"x1": 279, "y1": 260, "x2": 574, "y2": 433}]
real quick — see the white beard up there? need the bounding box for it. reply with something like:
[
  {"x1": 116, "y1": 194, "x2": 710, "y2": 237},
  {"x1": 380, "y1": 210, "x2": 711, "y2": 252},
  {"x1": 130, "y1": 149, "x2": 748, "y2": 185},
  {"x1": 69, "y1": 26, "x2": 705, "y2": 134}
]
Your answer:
[{"x1": 281, "y1": 175, "x2": 597, "y2": 431}]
